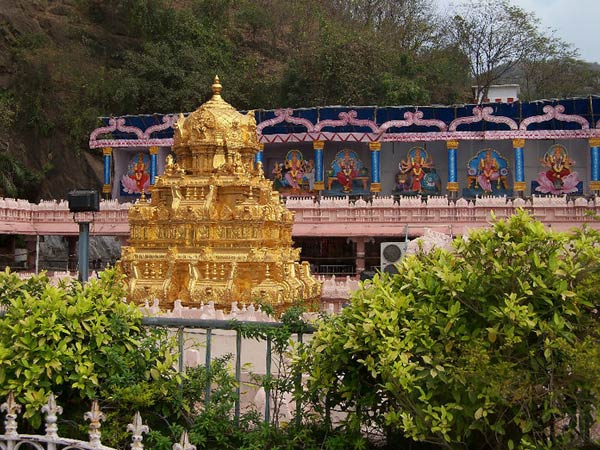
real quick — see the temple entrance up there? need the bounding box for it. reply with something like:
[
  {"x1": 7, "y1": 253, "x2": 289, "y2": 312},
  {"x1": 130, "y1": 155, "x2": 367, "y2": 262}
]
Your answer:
[
  {"x1": 294, "y1": 236, "x2": 410, "y2": 277},
  {"x1": 294, "y1": 237, "x2": 356, "y2": 276},
  {"x1": 293, "y1": 236, "x2": 409, "y2": 277}
]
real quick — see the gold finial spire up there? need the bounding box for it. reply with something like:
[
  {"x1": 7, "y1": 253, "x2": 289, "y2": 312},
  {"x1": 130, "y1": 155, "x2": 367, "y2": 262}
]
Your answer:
[{"x1": 212, "y1": 75, "x2": 222, "y2": 97}]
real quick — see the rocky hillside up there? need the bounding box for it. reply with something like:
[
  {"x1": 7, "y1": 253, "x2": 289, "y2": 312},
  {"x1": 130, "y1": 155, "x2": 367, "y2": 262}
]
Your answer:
[{"x1": 0, "y1": 1, "x2": 119, "y2": 199}]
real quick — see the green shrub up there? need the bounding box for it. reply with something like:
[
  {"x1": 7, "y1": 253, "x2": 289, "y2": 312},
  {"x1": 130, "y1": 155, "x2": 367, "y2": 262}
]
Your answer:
[
  {"x1": 300, "y1": 210, "x2": 600, "y2": 449},
  {"x1": 0, "y1": 269, "x2": 367, "y2": 450},
  {"x1": 0, "y1": 268, "x2": 176, "y2": 432}
]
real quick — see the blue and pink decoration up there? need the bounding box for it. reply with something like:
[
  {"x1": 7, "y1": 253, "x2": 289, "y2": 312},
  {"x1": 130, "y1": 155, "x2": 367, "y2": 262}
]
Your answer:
[{"x1": 463, "y1": 148, "x2": 512, "y2": 198}]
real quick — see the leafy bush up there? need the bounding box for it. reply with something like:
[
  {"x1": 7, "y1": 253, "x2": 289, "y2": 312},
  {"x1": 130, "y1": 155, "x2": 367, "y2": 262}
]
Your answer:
[
  {"x1": 0, "y1": 270, "x2": 366, "y2": 450},
  {"x1": 300, "y1": 210, "x2": 600, "y2": 449},
  {"x1": 0, "y1": 268, "x2": 176, "y2": 431}
]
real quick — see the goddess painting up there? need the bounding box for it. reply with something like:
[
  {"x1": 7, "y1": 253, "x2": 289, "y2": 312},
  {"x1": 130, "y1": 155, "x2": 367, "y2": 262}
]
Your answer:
[
  {"x1": 400, "y1": 147, "x2": 434, "y2": 193},
  {"x1": 121, "y1": 152, "x2": 150, "y2": 194},
  {"x1": 534, "y1": 145, "x2": 580, "y2": 195},
  {"x1": 477, "y1": 149, "x2": 500, "y2": 193},
  {"x1": 335, "y1": 149, "x2": 359, "y2": 192},
  {"x1": 284, "y1": 150, "x2": 304, "y2": 190},
  {"x1": 464, "y1": 148, "x2": 510, "y2": 197}
]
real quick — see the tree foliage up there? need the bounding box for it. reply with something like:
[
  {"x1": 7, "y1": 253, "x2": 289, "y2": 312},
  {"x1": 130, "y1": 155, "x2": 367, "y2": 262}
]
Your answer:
[
  {"x1": 0, "y1": 152, "x2": 41, "y2": 201},
  {"x1": 519, "y1": 56, "x2": 600, "y2": 101},
  {"x1": 299, "y1": 211, "x2": 600, "y2": 449},
  {"x1": 448, "y1": 0, "x2": 576, "y2": 102}
]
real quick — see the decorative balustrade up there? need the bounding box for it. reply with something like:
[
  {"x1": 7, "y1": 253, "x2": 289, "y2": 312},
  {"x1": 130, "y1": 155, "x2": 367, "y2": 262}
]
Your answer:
[
  {"x1": 1, "y1": 195, "x2": 599, "y2": 237},
  {"x1": 0, "y1": 198, "x2": 130, "y2": 236},
  {"x1": 0, "y1": 392, "x2": 187, "y2": 450}
]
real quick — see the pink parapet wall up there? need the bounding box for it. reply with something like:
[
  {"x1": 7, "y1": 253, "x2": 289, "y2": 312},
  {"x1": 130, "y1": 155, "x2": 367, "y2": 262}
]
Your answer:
[{"x1": 2, "y1": 195, "x2": 600, "y2": 238}]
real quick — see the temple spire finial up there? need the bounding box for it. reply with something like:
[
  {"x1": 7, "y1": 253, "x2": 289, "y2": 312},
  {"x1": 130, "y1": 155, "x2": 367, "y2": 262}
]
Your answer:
[{"x1": 212, "y1": 75, "x2": 222, "y2": 97}]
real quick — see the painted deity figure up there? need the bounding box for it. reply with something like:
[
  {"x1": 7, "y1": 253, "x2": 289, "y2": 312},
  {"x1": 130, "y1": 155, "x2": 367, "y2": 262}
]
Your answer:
[
  {"x1": 284, "y1": 150, "x2": 304, "y2": 190},
  {"x1": 303, "y1": 159, "x2": 315, "y2": 192},
  {"x1": 400, "y1": 148, "x2": 433, "y2": 193},
  {"x1": 272, "y1": 162, "x2": 284, "y2": 190},
  {"x1": 393, "y1": 172, "x2": 408, "y2": 193},
  {"x1": 336, "y1": 149, "x2": 358, "y2": 192},
  {"x1": 121, "y1": 152, "x2": 150, "y2": 194},
  {"x1": 477, "y1": 149, "x2": 500, "y2": 193},
  {"x1": 535, "y1": 145, "x2": 580, "y2": 194}
]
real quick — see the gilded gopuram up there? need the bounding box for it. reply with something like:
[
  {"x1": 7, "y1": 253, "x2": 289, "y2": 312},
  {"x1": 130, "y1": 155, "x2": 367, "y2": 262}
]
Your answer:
[{"x1": 119, "y1": 77, "x2": 321, "y2": 311}]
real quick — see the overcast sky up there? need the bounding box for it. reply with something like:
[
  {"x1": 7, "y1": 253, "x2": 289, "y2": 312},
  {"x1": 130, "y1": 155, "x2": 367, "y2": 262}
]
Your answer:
[{"x1": 435, "y1": 0, "x2": 599, "y2": 64}]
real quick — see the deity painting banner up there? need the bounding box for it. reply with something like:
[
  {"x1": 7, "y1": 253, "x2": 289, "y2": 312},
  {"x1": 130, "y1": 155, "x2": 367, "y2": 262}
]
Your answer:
[
  {"x1": 325, "y1": 149, "x2": 369, "y2": 194},
  {"x1": 394, "y1": 146, "x2": 441, "y2": 196},
  {"x1": 463, "y1": 148, "x2": 512, "y2": 198},
  {"x1": 271, "y1": 149, "x2": 315, "y2": 195},
  {"x1": 121, "y1": 152, "x2": 151, "y2": 196},
  {"x1": 532, "y1": 144, "x2": 582, "y2": 195}
]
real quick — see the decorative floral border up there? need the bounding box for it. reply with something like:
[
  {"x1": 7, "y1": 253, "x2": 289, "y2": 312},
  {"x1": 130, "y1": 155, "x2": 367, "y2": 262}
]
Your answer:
[
  {"x1": 89, "y1": 105, "x2": 596, "y2": 148},
  {"x1": 449, "y1": 106, "x2": 518, "y2": 131}
]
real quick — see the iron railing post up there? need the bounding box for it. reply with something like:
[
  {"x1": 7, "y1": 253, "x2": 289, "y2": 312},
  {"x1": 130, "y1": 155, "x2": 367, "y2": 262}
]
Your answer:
[
  {"x1": 265, "y1": 337, "x2": 272, "y2": 424},
  {"x1": 204, "y1": 328, "x2": 212, "y2": 405},
  {"x1": 235, "y1": 330, "x2": 242, "y2": 424},
  {"x1": 295, "y1": 332, "x2": 303, "y2": 427}
]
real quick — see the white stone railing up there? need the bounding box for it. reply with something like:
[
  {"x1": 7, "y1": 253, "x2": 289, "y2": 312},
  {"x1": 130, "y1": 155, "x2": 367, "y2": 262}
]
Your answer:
[
  {"x1": 0, "y1": 198, "x2": 130, "y2": 235},
  {"x1": 0, "y1": 392, "x2": 191, "y2": 450}
]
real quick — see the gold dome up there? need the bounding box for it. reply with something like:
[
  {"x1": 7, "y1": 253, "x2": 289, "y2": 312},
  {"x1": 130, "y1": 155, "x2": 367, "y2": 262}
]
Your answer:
[{"x1": 173, "y1": 76, "x2": 259, "y2": 175}]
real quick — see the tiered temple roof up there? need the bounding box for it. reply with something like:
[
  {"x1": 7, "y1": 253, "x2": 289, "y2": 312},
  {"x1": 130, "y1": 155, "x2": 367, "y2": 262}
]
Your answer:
[{"x1": 118, "y1": 77, "x2": 321, "y2": 311}]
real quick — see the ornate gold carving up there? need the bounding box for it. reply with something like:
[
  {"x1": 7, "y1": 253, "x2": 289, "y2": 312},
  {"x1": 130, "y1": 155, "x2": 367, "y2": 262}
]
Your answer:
[
  {"x1": 589, "y1": 138, "x2": 600, "y2": 147},
  {"x1": 590, "y1": 180, "x2": 600, "y2": 191},
  {"x1": 512, "y1": 139, "x2": 525, "y2": 148},
  {"x1": 368, "y1": 142, "x2": 381, "y2": 151},
  {"x1": 102, "y1": 184, "x2": 111, "y2": 194},
  {"x1": 102, "y1": 147, "x2": 113, "y2": 156},
  {"x1": 119, "y1": 77, "x2": 321, "y2": 312},
  {"x1": 312, "y1": 140, "x2": 325, "y2": 150},
  {"x1": 370, "y1": 182, "x2": 382, "y2": 193},
  {"x1": 446, "y1": 140, "x2": 459, "y2": 149},
  {"x1": 514, "y1": 181, "x2": 527, "y2": 191},
  {"x1": 446, "y1": 182, "x2": 459, "y2": 192},
  {"x1": 149, "y1": 146, "x2": 159, "y2": 155}
]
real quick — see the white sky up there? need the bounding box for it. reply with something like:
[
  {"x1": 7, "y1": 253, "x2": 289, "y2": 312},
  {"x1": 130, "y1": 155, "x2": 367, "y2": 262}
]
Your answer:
[{"x1": 434, "y1": 0, "x2": 599, "y2": 64}]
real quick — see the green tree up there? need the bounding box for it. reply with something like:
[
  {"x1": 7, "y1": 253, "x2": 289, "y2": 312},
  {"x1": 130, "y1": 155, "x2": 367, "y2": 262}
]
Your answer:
[
  {"x1": 0, "y1": 152, "x2": 41, "y2": 201},
  {"x1": 299, "y1": 211, "x2": 600, "y2": 449},
  {"x1": 447, "y1": 0, "x2": 575, "y2": 103},
  {"x1": 519, "y1": 56, "x2": 600, "y2": 101}
]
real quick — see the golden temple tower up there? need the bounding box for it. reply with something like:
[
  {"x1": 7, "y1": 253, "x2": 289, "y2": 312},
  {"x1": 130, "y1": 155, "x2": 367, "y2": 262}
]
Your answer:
[{"x1": 119, "y1": 77, "x2": 321, "y2": 311}]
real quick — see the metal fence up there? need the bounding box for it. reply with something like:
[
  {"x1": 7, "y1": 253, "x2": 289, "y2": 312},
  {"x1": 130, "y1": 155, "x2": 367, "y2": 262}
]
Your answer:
[{"x1": 141, "y1": 316, "x2": 315, "y2": 425}]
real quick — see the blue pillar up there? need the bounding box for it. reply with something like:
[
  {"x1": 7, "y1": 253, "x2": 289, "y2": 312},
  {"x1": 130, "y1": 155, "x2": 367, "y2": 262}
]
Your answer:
[
  {"x1": 102, "y1": 147, "x2": 112, "y2": 198},
  {"x1": 313, "y1": 141, "x2": 325, "y2": 191},
  {"x1": 369, "y1": 141, "x2": 381, "y2": 193},
  {"x1": 255, "y1": 143, "x2": 264, "y2": 171},
  {"x1": 513, "y1": 139, "x2": 526, "y2": 196},
  {"x1": 590, "y1": 138, "x2": 600, "y2": 193},
  {"x1": 446, "y1": 141, "x2": 458, "y2": 197},
  {"x1": 149, "y1": 146, "x2": 158, "y2": 185}
]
